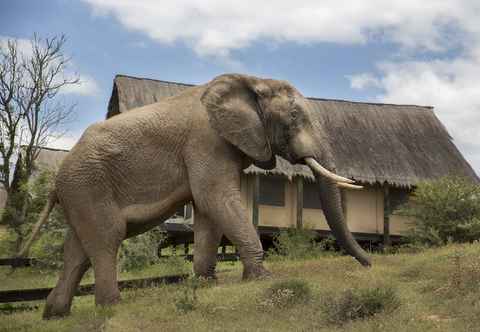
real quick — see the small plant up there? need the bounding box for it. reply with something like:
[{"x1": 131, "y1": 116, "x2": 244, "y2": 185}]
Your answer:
[
  {"x1": 175, "y1": 276, "x2": 201, "y2": 313},
  {"x1": 259, "y1": 279, "x2": 312, "y2": 309},
  {"x1": 323, "y1": 286, "x2": 400, "y2": 324},
  {"x1": 397, "y1": 176, "x2": 480, "y2": 246},
  {"x1": 437, "y1": 250, "x2": 480, "y2": 295},
  {"x1": 2, "y1": 169, "x2": 68, "y2": 267},
  {"x1": 268, "y1": 227, "x2": 339, "y2": 260},
  {"x1": 119, "y1": 229, "x2": 165, "y2": 271}
]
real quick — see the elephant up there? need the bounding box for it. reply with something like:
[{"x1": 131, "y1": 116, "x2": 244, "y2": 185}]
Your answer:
[{"x1": 18, "y1": 73, "x2": 370, "y2": 319}]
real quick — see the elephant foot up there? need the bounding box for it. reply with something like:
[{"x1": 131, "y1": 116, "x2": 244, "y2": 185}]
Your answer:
[
  {"x1": 95, "y1": 292, "x2": 121, "y2": 307},
  {"x1": 194, "y1": 273, "x2": 218, "y2": 281},
  {"x1": 242, "y1": 264, "x2": 272, "y2": 280},
  {"x1": 43, "y1": 296, "x2": 72, "y2": 320},
  {"x1": 194, "y1": 265, "x2": 218, "y2": 281}
]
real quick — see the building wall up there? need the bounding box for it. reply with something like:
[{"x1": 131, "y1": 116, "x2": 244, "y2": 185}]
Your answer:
[
  {"x1": 389, "y1": 214, "x2": 412, "y2": 235},
  {"x1": 344, "y1": 187, "x2": 383, "y2": 234},
  {"x1": 241, "y1": 174, "x2": 413, "y2": 236},
  {"x1": 258, "y1": 177, "x2": 296, "y2": 228}
]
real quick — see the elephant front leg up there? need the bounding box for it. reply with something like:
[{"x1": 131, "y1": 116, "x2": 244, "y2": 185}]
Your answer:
[
  {"x1": 193, "y1": 211, "x2": 223, "y2": 279},
  {"x1": 195, "y1": 188, "x2": 270, "y2": 280}
]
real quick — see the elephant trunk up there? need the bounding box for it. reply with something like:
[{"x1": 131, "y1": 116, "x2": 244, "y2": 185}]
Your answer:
[{"x1": 308, "y1": 162, "x2": 371, "y2": 267}]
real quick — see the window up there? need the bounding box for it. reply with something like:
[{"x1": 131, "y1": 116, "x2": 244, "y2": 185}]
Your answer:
[
  {"x1": 259, "y1": 176, "x2": 285, "y2": 206},
  {"x1": 174, "y1": 205, "x2": 185, "y2": 218},
  {"x1": 174, "y1": 203, "x2": 193, "y2": 218},
  {"x1": 303, "y1": 181, "x2": 322, "y2": 209}
]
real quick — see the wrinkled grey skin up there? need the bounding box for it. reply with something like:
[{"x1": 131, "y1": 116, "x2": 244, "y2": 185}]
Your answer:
[{"x1": 31, "y1": 74, "x2": 370, "y2": 319}]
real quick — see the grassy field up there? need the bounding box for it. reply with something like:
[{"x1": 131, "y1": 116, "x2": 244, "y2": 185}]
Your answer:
[{"x1": 2, "y1": 244, "x2": 480, "y2": 331}]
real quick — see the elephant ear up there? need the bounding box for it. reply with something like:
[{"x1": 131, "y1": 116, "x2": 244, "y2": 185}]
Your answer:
[{"x1": 201, "y1": 74, "x2": 273, "y2": 162}]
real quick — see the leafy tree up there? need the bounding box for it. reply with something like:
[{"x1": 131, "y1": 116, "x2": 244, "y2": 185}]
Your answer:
[
  {"x1": 397, "y1": 176, "x2": 480, "y2": 246},
  {"x1": 1, "y1": 168, "x2": 67, "y2": 264}
]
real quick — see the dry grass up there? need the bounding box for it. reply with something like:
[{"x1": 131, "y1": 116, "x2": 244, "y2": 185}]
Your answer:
[{"x1": 2, "y1": 243, "x2": 480, "y2": 331}]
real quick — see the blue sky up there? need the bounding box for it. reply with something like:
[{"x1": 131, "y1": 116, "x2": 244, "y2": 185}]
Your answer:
[{"x1": 1, "y1": 0, "x2": 480, "y2": 174}]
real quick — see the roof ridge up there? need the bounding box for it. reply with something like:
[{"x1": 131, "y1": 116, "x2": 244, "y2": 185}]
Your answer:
[
  {"x1": 19, "y1": 145, "x2": 70, "y2": 153},
  {"x1": 307, "y1": 96, "x2": 434, "y2": 109},
  {"x1": 115, "y1": 74, "x2": 195, "y2": 87},
  {"x1": 114, "y1": 74, "x2": 434, "y2": 109}
]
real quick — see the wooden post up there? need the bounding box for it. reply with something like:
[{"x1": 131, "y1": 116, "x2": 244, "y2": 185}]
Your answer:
[
  {"x1": 252, "y1": 174, "x2": 260, "y2": 228},
  {"x1": 295, "y1": 177, "x2": 304, "y2": 229},
  {"x1": 383, "y1": 184, "x2": 391, "y2": 247}
]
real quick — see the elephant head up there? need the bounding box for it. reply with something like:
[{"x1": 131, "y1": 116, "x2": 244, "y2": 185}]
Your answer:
[{"x1": 201, "y1": 74, "x2": 371, "y2": 267}]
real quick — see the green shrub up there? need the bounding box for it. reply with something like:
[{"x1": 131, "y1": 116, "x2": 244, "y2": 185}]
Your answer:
[
  {"x1": 323, "y1": 286, "x2": 401, "y2": 324},
  {"x1": 28, "y1": 170, "x2": 67, "y2": 267},
  {"x1": 175, "y1": 276, "x2": 201, "y2": 313},
  {"x1": 268, "y1": 228, "x2": 337, "y2": 260},
  {"x1": 397, "y1": 176, "x2": 480, "y2": 246},
  {"x1": 442, "y1": 249, "x2": 480, "y2": 295},
  {"x1": 118, "y1": 229, "x2": 166, "y2": 272},
  {"x1": 259, "y1": 279, "x2": 312, "y2": 309},
  {"x1": 0, "y1": 169, "x2": 68, "y2": 266}
]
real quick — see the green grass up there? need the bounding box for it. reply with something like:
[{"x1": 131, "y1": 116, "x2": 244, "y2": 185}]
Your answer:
[{"x1": 3, "y1": 243, "x2": 480, "y2": 331}]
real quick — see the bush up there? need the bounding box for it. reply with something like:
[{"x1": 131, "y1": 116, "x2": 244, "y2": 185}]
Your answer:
[
  {"x1": 175, "y1": 276, "x2": 201, "y2": 313},
  {"x1": 0, "y1": 169, "x2": 68, "y2": 266},
  {"x1": 397, "y1": 176, "x2": 480, "y2": 246},
  {"x1": 323, "y1": 286, "x2": 400, "y2": 324},
  {"x1": 259, "y1": 279, "x2": 312, "y2": 309},
  {"x1": 118, "y1": 229, "x2": 166, "y2": 272},
  {"x1": 441, "y1": 249, "x2": 480, "y2": 295},
  {"x1": 268, "y1": 228, "x2": 337, "y2": 260}
]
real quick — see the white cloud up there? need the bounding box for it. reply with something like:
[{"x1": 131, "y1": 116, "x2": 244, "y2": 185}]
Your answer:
[
  {"x1": 46, "y1": 132, "x2": 81, "y2": 150},
  {"x1": 82, "y1": 0, "x2": 480, "y2": 174},
  {"x1": 82, "y1": 0, "x2": 480, "y2": 56},
  {"x1": 349, "y1": 53, "x2": 480, "y2": 174},
  {"x1": 61, "y1": 74, "x2": 100, "y2": 96},
  {"x1": 0, "y1": 36, "x2": 33, "y2": 58},
  {"x1": 347, "y1": 73, "x2": 381, "y2": 90}
]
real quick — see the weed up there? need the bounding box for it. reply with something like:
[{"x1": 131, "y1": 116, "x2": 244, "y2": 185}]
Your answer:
[
  {"x1": 323, "y1": 286, "x2": 401, "y2": 325},
  {"x1": 175, "y1": 276, "x2": 201, "y2": 313},
  {"x1": 267, "y1": 228, "x2": 338, "y2": 260},
  {"x1": 259, "y1": 279, "x2": 312, "y2": 310},
  {"x1": 436, "y1": 250, "x2": 480, "y2": 295}
]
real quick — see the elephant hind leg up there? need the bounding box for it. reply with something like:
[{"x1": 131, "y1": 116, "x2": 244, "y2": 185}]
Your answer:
[
  {"x1": 43, "y1": 230, "x2": 90, "y2": 319},
  {"x1": 193, "y1": 211, "x2": 223, "y2": 279}
]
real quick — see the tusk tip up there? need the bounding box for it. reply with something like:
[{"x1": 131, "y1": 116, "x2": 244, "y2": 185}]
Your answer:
[{"x1": 336, "y1": 182, "x2": 363, "y2": 190}]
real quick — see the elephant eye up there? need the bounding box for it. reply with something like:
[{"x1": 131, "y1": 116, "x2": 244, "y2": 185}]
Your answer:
[{"x1": 291, "y1": 109, "x2": 299, "y2": 120}]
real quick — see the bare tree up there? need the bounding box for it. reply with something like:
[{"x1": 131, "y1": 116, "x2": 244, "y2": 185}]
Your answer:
[
  {"x1": 0, "y1": 39, "x2": 23, "y2": 195},
  {"x1": 0, "y1": 34, "x2": 79, "y2": 251}
]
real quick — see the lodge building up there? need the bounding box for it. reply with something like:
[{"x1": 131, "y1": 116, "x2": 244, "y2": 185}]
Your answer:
[{"x1": 1, "y1": 74, "x2": 477, "y2": 248}]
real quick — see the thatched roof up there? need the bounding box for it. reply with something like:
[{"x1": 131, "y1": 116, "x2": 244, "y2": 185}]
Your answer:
[
  {"x1": 107, "y1": 74, "x2": 478, "y2": 188},
  {"x1": 31, "y1": 147, "x2": 69, "y2": 174}
]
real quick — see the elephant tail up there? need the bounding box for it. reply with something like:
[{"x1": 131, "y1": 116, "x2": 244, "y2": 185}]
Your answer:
[{"x1": 16, "y1": 190, "x2": 58, "y2": 258}]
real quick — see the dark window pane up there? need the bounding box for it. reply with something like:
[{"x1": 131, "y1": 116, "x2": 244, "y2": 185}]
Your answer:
[
  {"x1": 185, "y1": 204, "x2": 193, "y2": 219},
  {"x1": 303, "y1": 181, "x2": 322, "y2": 209},
  {"x1": 390, "y1": 188, "x2": 411, "y2": 212},
  {"x1": 174, "y1": 205, "x2": 185, "y2": 217},
  {"x1": 259, "y1": 176, "x2": 285, "y2": 206}
]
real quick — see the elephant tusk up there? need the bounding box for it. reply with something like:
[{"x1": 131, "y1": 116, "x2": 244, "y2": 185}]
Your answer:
[
  {"x1": 336, "y1": 182, "x2": 363, "y2": 190},
  {"x1": 305, "y1": 157, "x2": 355, "y2": 184}
]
